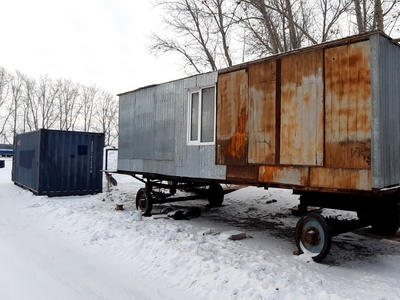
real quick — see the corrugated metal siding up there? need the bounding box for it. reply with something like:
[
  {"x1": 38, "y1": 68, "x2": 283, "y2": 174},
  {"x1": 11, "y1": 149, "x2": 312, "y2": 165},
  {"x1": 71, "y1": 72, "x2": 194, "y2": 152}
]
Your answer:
[
  {"x1": 259, "y1": 166, "x2": 309, "y2": 186},
  {"x1": 371, "y1": 34, "x2": 400, "y2": 188},
  {"x1": 217, "y1": 69, "x2": 249, "y2": 165},
  {"x1": 154, "y1": 83, "x2": 175, "y2": 161},
  {"x1": 119, "y1": 33, "x2": 400, "y2": 192},
  {"x1": 280, "y1": 50, "x2": 324, "y2": 166},
  {"x1": 248, "y1": 60, "x2": 277, "y2": 164},
  {"x1": 118, "y1": 72, "x2": 226, "y2": 180},
  {"x1": 119, "y1": 88, "x2": 158, "y2": 162},
  {"x1": 226, "y1": 165, "x2": 259, "y2": 182},
  {"x1": 12, "y1": 130, "x2": 41, "y2": 191},
  {"x1": 174, "y1": 77, "x2": 194, "y2": 167},
  {"x1": 310, "y1": 168, "x2": 371, "y2": 190},
  {"x1": 324, "y1": 41, "x2": 372, "y2": 169}
]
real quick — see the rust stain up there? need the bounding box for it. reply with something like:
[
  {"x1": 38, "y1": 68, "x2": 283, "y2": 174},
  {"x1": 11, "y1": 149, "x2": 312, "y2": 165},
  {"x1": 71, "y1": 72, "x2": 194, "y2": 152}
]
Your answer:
[
  {"x1": 280, "y1": 49, "x2": 324, "y2": 166},
  {"x1": 220, "y1": 107, "x2": 248, "y2": 163},
  {"x1": 227, "y1": 165, "x2": 258, "y2": 182},
  {"x1": 310, "y1": 167, "x2": 371, "y2": 190},
  {"x1": 248, "y1": 60, "x2": 277, "y2": 164},
  {"x1": 325, "y1": 140, "x2": 371, "y2": 169},
  {"x1": 259, "y1": 166, "x2": 309, "y2": 186},
  {"x1": 217, "y1": 69, "x2": 249, "y2": 165},
  {"x1": 325, "y1": 41, "x2": 372, "y2": 169}
]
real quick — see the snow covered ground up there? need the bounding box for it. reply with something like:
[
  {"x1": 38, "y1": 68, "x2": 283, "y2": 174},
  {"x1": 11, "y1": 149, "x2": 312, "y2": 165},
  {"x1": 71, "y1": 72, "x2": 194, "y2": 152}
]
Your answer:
[{"x1": 1, "y1": 156, "x2": 400, "y2": 300}]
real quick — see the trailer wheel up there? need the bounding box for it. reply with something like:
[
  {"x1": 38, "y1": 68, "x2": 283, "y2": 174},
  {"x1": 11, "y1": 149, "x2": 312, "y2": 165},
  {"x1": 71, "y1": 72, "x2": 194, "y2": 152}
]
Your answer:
[
  {"x1": 136, "y1": 188, "x2": 153, "y2": 216},
  {"x1": 208, "y1": 183, "x2": 224, "y2": 207},
  {"x1": 295, "y1": 213, "x2": 332, "y2": 262},
  {"x1": 370, "y1": 205, "x2": 400, "y2": 236}
]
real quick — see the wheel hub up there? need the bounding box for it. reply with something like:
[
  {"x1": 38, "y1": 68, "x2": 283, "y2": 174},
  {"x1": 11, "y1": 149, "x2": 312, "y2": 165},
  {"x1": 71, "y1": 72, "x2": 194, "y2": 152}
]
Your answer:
[{"x1": 303, "y1": 227, "x2": 320, "y2": 245}]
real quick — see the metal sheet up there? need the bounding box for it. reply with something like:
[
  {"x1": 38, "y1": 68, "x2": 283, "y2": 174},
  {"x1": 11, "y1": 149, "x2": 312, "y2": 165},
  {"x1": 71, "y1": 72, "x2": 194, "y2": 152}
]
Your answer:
[
  {"x1": 370, "y1": 34, "x2": 400, "y2": 188},
  {"x1": 259, "y1": 166, "x2": 309, "y2": 186},
  {"x1": 118, "y1": 73, "x2": 226, "y2": 180},
  {"x1": 325, "y1": 41, "x2": 372, "y2": 169},
  {"x1": 310, "y1": 168, "x2": 371, "y2": 190},
  {"x1": 248, "y1": 61, "x2": 277, "y2": 164},
  {"x1": 217, "y1": 69, "x2": 249, "y2": 165},
  {"x1": 280, "y1": 50, "x2": 324, "y2": 166},
  {"x1": 154, "y1": 84, "x2": 175, "y2": 161},
  {"x1": 226, "y1": 165, "x2": 258, "y2": 182}
]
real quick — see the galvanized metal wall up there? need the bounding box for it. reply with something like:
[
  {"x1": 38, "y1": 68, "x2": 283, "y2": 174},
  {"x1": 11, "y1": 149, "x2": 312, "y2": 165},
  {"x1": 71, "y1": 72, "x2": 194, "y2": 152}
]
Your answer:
[
  {"x1": 370, "y1": 34, "x2": 400, "y2": 188},
  {"x1": 118, "y1": 73, "x2": 226, "y2": 180}
]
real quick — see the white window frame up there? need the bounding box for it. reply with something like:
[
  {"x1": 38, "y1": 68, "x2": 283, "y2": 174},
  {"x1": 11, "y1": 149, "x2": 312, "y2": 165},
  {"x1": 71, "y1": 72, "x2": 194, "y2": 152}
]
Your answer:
[{"x1": 187, "y1": 85, "x2": 216, "y2": 146}]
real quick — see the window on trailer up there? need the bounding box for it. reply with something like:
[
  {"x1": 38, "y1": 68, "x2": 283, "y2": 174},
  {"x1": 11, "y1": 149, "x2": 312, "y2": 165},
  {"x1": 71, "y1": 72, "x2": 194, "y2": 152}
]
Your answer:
[{"x1": 188, "y1": 86, "x2": 216, "y2": 145}]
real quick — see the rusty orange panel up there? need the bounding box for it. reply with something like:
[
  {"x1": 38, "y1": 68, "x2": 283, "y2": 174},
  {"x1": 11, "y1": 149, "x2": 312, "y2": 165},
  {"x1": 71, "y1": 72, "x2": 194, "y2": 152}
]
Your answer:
[
  {"x1": 310, "y1": 167, "x2": 372, "y2": 190},
  {"x1": 217, "y1": 69, "x2": 249, "y2": 165},
  {"x1": 259, "y1": 166, "x2": 309, "y2": 186},
  {"x1": 325, "y1": 41, "x2": 372, "y2": 169},
  {"x1": 280, "y1": 50, "x2": 324, "y2": 166},
  {"x1": 226, "y1": 165, "x2": 258, "y2": 182},
  {"x1": 248, "y1": 60, "x2": 277, "y2": 164}
]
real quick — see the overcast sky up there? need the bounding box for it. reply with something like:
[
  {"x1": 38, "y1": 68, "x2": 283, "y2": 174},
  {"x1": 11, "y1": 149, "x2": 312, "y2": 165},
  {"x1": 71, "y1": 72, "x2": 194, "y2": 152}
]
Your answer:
[{"x1": 0, "y1": 0, "x2": 186, "y2": 95}]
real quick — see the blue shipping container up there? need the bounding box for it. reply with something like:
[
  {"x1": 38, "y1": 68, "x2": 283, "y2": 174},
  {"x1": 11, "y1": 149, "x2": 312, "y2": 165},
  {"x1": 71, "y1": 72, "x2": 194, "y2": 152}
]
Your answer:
[{"x1": 12, "y1": 129, "x2": 104, "y2": 196}]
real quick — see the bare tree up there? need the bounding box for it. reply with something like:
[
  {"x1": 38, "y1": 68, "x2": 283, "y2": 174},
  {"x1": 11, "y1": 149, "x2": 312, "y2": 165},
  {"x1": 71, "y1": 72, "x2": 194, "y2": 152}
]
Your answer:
[
  {"x1": 237, "y1": 0, "x2": 354, "y2": 57},
  {"x1": 22, "y1": 75, "x2": 40, "y2": 132},
  {"x1": 352, "y1": 0, "x2": 399, "y2": 33},
  {"x1": 10, "y1": 70, "x2": 25, "y2": 139},
  {"x1": 94, "y1": 90, "x2": 118, "y2": 146},
  {"x1": 57, "y1": 79, "x2": 82, "y2": 131},
  {"x1": 0, "y1": 65, "x2": 119, "y2": 146},
  {"x1": 36, "y1": 75, "x2": 60, "y2": 129},
  {"x1": 314, "y1": 0, "x2": 353, "y2": 41},
  {"x1": 148, "y1": 0, "x2": 241, "y2": 73},
  {"x1": 0, "y1": 67, "x2": 12, "y2": 142},
  {"x1": 80, "y1": 84, "x2": 98, "y2": 132},
  {"x1": 0, "y1": 67, "x2": 11, "y2": 108},
  {"x1": 148, "y1": 0, "x2": 400, "y2": 65}
]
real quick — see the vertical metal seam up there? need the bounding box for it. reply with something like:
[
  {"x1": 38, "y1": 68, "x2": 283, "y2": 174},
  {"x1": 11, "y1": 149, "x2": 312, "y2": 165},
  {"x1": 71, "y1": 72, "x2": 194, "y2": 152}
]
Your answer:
[
  {"x1": 275, "y1": 59, "x2": 282, "y2": 166},
  {"x1": 322, "y1": 48, "x2": 326, "y2": 168}
]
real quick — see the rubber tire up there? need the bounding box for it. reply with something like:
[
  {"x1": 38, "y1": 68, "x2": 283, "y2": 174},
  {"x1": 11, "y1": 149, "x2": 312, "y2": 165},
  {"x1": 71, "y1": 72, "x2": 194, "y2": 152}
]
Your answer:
[
  {"x1": 295, "y1": 212, "x2": 332, "y2": 262},
  {"x1": 207, "y1": 183, "x2": 224, "y2": 207},
  {"x1": 370, "y1": 205, "x2": 400, "y2": 236},
  {"x1": 136, "y1": 188, "x2": 153, "y2": 216}
]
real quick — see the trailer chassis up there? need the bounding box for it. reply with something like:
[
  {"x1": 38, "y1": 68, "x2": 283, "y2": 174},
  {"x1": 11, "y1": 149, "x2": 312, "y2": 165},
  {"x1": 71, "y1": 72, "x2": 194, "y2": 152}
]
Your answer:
[{"x1": 105, "y1": 167, "x2": 400, "y2": 262}]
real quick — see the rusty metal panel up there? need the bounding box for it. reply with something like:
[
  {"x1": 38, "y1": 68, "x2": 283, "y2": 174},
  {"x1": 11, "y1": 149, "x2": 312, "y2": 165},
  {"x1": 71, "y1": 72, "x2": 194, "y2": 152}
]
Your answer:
[
  {"x1": 280, "y1": 50, "x2": 324, "y2": 166},
  {"x1": 370, "y1": 34, "x2": 400, "y2": 188},
  {"x1": 248, "y1": 60, "x2": 277, "y2": 164},
  {"x1": 226, "y1": 165, "x2": 258, "y2": 182},
  {"x1": 217, "y1": 69, "x2": 249, "y2": 165},
  {"x1": 259, "y1": 166, "x2": 309, "y2": 186},
  {"x1": 325, "y1": 41, "x2": 372, "y2": 169},
  {"x1": 310, "y1": 168, "x2": 371, "y2": 190}
]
